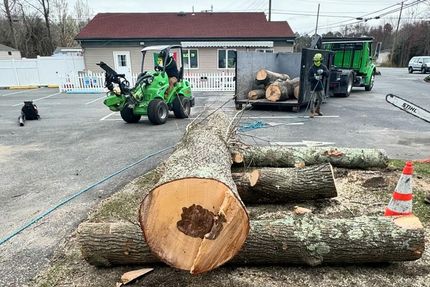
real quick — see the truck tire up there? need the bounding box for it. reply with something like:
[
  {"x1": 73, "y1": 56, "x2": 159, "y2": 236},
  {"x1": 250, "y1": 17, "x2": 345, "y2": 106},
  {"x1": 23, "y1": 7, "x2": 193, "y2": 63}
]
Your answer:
[
  {"x1": 147, "y1": 99, "x2": 168, "y2": 125},
  {"x1": 120, "y1": 106, "x2": 141, "y2": 123},
  {"x1": 339, "y1": 73, "x2": 353, "y2": 97},
  {"x1": 172, "y1": 95, "x2": 191, "y2": 119},
  {"x1": 365, "y1": 71, "x2": 375, "y2": 91}
]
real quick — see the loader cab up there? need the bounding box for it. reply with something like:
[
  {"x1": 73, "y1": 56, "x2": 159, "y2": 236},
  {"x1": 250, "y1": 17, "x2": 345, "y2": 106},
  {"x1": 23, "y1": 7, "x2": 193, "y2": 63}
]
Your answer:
[{"x1": 140, "y1": 45, "x2": 184, "y2": 80}]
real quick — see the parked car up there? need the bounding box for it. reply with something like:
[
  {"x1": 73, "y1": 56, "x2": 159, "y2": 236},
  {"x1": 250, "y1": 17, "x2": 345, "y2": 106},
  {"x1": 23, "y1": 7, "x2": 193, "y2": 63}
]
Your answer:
[{"x1": 408, "y1": 56, "x2": 430, "y2": 74}]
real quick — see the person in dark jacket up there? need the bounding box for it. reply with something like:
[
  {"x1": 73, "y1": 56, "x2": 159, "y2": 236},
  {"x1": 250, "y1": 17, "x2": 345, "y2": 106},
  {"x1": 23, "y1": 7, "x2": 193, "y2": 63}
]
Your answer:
[
  {"x1": 157, "y1": 49, "x2": 179, "y2": 96},
  {"x1": 308, "y1": 53, "x2": 329, "y2": 118}
]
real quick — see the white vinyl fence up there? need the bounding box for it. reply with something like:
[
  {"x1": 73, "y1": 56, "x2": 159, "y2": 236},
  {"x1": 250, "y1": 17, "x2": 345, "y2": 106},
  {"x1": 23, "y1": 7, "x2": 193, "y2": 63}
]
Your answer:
[
  {"x1": 0, "y1": 56, "x2": 84, "y2": 87},
  {"x1": 59, "y1": 71, "x2": 235, "y2": 93}
]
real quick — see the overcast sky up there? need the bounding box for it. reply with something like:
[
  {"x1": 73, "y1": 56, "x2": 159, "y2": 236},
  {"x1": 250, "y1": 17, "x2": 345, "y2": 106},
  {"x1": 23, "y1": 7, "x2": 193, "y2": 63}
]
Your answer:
[{"x1": 78, "y1": 0, "x2": 429, "y2": 34}]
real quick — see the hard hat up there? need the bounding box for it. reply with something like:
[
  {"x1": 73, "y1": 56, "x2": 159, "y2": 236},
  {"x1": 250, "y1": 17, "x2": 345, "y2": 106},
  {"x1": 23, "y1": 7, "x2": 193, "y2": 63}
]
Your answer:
[{"x1": 313, "y1": 53, "x2": 323, "y2": 62}]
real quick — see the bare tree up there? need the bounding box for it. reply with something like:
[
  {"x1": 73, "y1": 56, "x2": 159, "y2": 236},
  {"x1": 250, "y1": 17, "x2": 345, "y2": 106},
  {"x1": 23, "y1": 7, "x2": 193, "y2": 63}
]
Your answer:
[
  {"x1": 20, "y1": 0, "x2": 53, "y2": 52},
  {"x1": 1, "y1": 0, "x2": 17, "y2": 48}
]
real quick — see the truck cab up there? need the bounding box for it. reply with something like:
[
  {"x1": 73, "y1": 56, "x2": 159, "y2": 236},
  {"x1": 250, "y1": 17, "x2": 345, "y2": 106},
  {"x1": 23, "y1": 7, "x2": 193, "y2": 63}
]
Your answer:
[{"x1": 322, "y1": 37, "x2": 376, "y2": 97}]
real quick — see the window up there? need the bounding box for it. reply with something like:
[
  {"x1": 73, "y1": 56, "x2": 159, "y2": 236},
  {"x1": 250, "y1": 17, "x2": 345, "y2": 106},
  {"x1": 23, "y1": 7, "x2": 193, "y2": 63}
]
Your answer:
[
  {"x1": 255, "y1": 49, "x2": 274, "y2": 53},
  {"x1": 183, "y1": 49, "x2": 198, "y2": 69},
  {"x1": 118, "y1": 55, "x2": 127, "y2": 67},
  {"x1": 218, "y1": 49, "x2": 236, "y2": 69}
]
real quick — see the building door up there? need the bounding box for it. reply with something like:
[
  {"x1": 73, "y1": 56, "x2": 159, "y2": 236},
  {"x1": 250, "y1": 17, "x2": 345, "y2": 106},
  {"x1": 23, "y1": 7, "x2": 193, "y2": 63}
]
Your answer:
[{"x1": 113, "y1": 51, "x2": 132, "y2": 81}]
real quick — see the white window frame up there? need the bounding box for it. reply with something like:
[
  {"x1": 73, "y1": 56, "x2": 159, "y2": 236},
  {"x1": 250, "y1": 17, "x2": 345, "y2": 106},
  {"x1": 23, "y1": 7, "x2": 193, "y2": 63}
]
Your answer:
[
  {"x1": 255, "y1": 48, "x2": 274, "y2": 53},
  {"x1": 183, "y1": 48, "x2": 199, "y2": 70},
  {"x1": 217, "y1": 49, "x2": 237, "y2": 70}
]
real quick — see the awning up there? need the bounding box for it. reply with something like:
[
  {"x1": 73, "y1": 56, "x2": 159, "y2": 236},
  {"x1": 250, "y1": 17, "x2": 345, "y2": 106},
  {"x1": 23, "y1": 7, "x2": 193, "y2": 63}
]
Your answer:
[{"x1": 181, "y1": 41, "x2": 274, "y2": 48}]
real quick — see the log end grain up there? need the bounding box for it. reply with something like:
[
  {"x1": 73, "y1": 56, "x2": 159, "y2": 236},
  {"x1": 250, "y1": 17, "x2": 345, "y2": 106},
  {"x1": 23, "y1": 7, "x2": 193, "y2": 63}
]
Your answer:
[
  {"x1": 231, "y1": 151, "x2": 244, "y2": 164},
  {"x1": 265, "y1": 84, "x2": 281, "y2": 102},
  {"x1": 139, "y1": 178, "x2": 249, "y2": 274},
  {"x1": 248, "y1": 170, "x2": 260, "y2": 187}
]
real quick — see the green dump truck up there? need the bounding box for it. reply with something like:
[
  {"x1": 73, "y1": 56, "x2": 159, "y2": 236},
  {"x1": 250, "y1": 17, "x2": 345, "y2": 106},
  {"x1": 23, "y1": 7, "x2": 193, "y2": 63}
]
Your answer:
[{"x1": 322, "y1": 37, "x2": 376, "y2": 97}]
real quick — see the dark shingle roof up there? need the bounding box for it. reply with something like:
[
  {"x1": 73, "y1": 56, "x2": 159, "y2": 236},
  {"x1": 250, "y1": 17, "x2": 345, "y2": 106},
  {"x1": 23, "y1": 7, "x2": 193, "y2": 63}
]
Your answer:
[{"x1": 76, "y1": 12, "x2": 294, "y2": 40}]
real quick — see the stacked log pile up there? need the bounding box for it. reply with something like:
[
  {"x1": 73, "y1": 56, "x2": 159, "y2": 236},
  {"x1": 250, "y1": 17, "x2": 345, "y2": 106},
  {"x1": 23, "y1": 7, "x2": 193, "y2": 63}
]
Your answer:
[
  {"x1": 247, "y1": 69, "x2": 301, "y2": 102},
  {"x1": 77, "y1": 112, "x2": 425, "y2": 276}
]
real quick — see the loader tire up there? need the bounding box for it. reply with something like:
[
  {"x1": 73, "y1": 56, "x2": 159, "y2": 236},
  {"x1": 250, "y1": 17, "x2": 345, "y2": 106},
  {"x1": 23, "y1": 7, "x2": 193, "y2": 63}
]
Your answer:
[
  {"x1": 172, "y1": 95, "x2": 191, "y2": 119},
  {"x1": 148, "y1": 99, "x2": 168, "y2": 125},
  {"x1": 120, "y1": 107, "x2": 141, "y2": 123}
]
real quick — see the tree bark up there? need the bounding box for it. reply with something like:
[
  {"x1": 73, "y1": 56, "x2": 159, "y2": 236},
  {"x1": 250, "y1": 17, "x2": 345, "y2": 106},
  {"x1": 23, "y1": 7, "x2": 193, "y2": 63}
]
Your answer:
[
  {"x1": 139, "y1": 112, "x2": 249, "y2": 274},
  {"x1": 231, "y1": 146, "x2": 388, "y2": 169},
  {"x1": 247, "y1": 89, "x2": 266, "y2": 100},
  {"x1": 78, "y1": 215, "x2": 424, "y2": 267},
  {"x1": 265, "y1": 80, "x2": 293, "y2": 102},
  {"x1": 256, "y1": 69, "x2": 290, "y2": 86},
  {"x1": 232, "y1": 164, "x2": 337, "y2": 203}
]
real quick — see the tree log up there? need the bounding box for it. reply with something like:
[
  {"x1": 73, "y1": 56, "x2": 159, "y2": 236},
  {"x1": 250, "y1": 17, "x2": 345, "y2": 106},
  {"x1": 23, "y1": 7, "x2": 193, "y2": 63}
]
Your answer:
[
  {"x1": 139, "y1": 112, "x2": 249, "y2": 274},
  {"x1": 78, "y1": 215, "x2": 424, "y2": 267},
  {"x1": 247, "y1": 89, "x2": 266, "y2": 100},
  {"x1": 231, "y1": 146, "x2": 388, "y2": 169},
  {"x1": 265, "y1": 80, "x2": 293, "y2": 102},
  {"x1": 256, "y1": 69, "x2": 290, "y2": 85},
  {"x1": 287, "y1": 77, "x2": 300, "y2": 88},
  {"x1": 232, "y1": 164, "x2": 337, "y2": 203},
  {"x1": 293, "y1": 86, "x2": 300, "y2": 99}
]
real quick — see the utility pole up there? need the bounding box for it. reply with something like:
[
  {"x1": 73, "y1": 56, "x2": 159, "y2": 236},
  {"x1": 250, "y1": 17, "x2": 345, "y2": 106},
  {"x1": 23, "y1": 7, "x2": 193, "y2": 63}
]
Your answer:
[
  {"x1": 269, "y1": 0, "x2": 272, "y2": 21},
  {"x1": 391, "y1": 1, "x2": 404, "y2": 65},
  {"x1": 315, "y1": 3, "x2": 320, "y2": 35}
]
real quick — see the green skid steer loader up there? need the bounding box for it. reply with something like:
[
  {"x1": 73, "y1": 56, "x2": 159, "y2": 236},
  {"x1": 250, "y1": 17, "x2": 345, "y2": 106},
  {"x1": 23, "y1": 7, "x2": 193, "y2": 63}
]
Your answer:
[{"x1": 98, "y1": 45, "x2": 194, "y2": 125}]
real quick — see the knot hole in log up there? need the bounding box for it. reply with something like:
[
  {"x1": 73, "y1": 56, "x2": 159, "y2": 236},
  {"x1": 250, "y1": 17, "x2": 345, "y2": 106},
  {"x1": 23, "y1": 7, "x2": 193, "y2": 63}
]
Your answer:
[{"x1": 177, "y1": 204, "x2": 226, "y2": 240}]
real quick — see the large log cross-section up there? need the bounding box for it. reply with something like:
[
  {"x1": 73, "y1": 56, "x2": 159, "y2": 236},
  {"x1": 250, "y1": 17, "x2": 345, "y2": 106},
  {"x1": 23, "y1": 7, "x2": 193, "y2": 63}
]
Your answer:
[{"x1": 139, "y1": 113, "x2": 249, "y2": 274}]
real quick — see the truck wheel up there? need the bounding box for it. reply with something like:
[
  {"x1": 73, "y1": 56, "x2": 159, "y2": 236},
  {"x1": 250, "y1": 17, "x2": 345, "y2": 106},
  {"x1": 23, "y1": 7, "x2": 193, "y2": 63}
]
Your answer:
[
  {"x1": 365, "y1": 72, "x2": 375, "y2": 91},
  {"x1": 147, "y1": 99, "x2": 168, "y2": 125},
  {"x1": 339, "y1": 74, "x2": 353, "y2": 97},
  {"x1": 172, "y1": 95, "x2": 191, "y2": 119},
  {"x1": 408, "y1": 67, "x2": 413, "y2": 74},
  {"x1": 120, "y1": 106, "x2": 141, "y2": 123}
]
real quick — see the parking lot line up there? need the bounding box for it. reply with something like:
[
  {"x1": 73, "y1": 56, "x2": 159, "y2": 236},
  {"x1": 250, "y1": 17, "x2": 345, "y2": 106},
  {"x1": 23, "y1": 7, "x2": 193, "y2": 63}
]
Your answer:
[
  {"x1": 100, "y1": 112, "x2": 116, "y2": 121},
  {"x1": 1, "y1": 88, "x2": 41, "y2": 97},
  {"x1": 11, "y1": 91, "x2": 61, "y2": 107},
  {"x1": 187, "y1": 115, "x2": 339, "y2": 120},
  {"x1": 85, "y1": 96, "x2": 105, "y2": 105}
]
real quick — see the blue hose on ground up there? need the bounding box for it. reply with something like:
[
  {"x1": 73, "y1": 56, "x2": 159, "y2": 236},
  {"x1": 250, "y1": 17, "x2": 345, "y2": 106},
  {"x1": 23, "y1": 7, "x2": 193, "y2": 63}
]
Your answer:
[{"x1": 0, "y1": 145, "x2": 174, "y2": 246}]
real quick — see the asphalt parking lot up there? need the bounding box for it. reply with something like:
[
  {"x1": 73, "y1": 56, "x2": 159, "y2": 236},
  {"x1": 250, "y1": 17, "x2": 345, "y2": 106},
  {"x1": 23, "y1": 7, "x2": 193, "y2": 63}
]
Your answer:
[{"x1": 0, "y1": 67, "x2": 429, "y2": 285}]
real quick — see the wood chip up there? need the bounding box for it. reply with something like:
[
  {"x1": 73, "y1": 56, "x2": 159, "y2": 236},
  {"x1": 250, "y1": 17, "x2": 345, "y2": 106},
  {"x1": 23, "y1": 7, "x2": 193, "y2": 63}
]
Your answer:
[
  {"x1": 293, "y1": 206, "x2": 312, "y2": 215},
  {"x1": 119, "y1": 268, "x2": 154, "y2": 285}
]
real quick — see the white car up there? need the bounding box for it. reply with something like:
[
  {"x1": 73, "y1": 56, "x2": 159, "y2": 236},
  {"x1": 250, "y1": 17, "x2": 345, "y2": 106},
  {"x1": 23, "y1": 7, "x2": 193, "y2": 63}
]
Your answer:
[{"x1": 408, "y1": 56, "x2": 430, "y2": 74}]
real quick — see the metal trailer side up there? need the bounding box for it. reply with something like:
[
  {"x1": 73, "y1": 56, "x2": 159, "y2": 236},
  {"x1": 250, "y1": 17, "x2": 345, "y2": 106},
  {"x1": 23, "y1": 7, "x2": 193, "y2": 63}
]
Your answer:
[{"x1": 234, "y1": 48, "x2": 332, "y2": 111}]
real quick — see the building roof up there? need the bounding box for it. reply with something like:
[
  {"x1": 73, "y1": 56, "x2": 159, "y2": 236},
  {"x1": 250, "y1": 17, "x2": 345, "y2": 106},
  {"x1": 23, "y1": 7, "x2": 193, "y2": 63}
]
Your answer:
[
  {"x1": 0, "y1": 43, "x2": 18, "y2": 51},
  {"x1": 54, "y1": 47, "x2": 83, "y2": 53},
  {"x1": 76, "y1": 12, "x2": 295, "y2": 40}
]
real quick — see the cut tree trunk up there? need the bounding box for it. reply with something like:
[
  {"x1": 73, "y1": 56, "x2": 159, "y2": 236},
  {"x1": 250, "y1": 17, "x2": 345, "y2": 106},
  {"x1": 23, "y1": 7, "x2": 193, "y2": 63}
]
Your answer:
[
  {"x1": 265, "y1": 80, "x2": 293, "y2": 102},
  {"x1": 256, "y1": 69, "x2": 290, "y2": 85},
  {"x1": 287, "y1": 77, "x2": 300, "y2": 88},
  {"x1": 232, "y1": 164, "x2": 337, "y2": 203},
  {"x1": 78, "y1": 215, "x2": 424, "y2": 267},
  {"x1": 139, "y1": 112, "x2": 249, "y2": 274},
  {"x1": 231, "y1": 146, "x2": 388, "y2": 169},
  {"x1": 293, "y1": 86, "x2": 300, "y2": 99},
  {"x1": 248, "y1": 89, "x2": 266, "y2": 100}
]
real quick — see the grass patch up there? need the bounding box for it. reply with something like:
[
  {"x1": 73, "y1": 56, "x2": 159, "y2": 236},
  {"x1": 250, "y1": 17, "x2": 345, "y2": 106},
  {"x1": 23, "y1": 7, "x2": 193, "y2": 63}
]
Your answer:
[
  {"x1": 388, "y1": 159, "x2": 430, "y2": 176},
  {"x1": 88, "y1": 169, "x2": 162, "y2": 223}
]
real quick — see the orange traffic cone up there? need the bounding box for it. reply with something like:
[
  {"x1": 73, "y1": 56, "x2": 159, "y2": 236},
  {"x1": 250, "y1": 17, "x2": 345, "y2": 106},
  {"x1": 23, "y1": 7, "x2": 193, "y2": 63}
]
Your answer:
[{"x1": 385, "y1": 161, "x2": 413, "y2": 216}]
